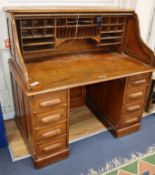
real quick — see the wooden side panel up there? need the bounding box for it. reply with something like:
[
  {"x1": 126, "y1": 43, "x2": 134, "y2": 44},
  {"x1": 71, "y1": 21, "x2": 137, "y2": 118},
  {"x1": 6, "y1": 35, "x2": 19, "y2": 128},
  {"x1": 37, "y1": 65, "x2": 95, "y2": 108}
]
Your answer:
[
  {"x1": 10, "y1": 71, "x2": 34, "y2": 154},
  {"x1": 86, "y1": 79, "x2": 126, "y2": 128},
  {"x1": 7, "y1": 19, "x2": 15, "y2": 58},
  {"x1": 124, "y1": 14, "x2": 155, "y2": 66},
  {"x1": 11, "y1": 73, "x2": 20, "y2": 121},
  {"x1": 7, "y1": 13, "x2": 30, "y2": 89},
  {"x1": 17, "y1": 85, "x2": 27, "y2": 136},
  {"x1": 70, "y1": 87, "x2": 85, "y2": 108}
]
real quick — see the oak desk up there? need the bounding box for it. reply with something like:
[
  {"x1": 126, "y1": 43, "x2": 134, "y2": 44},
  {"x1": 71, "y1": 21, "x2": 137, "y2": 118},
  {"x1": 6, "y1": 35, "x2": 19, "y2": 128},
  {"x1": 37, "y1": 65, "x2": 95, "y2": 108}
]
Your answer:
[{"x1": 4, "y1": 6, "x2": 155, "y2": 168}]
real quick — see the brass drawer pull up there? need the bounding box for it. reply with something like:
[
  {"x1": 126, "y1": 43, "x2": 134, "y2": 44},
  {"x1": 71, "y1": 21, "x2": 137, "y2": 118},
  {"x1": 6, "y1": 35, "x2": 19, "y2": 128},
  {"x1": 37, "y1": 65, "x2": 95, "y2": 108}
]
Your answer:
[
  {"x1": 42, "y1": 143, "x2": 61, "y2": 152},
  {"x1": 128, "y1": 92, "x2": 143, "y2": 99},
  {"x1": 132, "y1": 79, "x2": 146, "y2": 85},
  {"x1": 41, "y1": 129, "x2": 61, "y2": 139},
  {"x1": 40, "y1": 114, "x2": 61, "y2": 124},
  {"x1": 125, "y1": 117, "x2": 138, "y2": 124},
  {"x1": 126, "y1": 105, "x2": 141, "y2": 112},
  {"x1": 40, "y1": 98, "x2": 61, "y2": 107}
]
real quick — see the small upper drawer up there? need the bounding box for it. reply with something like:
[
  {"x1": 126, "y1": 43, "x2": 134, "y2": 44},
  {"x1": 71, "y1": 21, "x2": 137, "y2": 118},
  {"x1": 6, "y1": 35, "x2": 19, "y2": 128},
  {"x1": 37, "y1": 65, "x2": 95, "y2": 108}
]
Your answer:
[
  {"x1": 35, "y1": 136, "x2": 67, "y2": 157},
  {"x1": 124, "y1": 87, "x2": 147, "y2": 104},
  {"x1": 35, "y1": 122, "x2": 67, "y2": 143},
  {"x1": 34, "y1": 108, "x2": 67, "y2": 128},
  {"x1": 31, "y1": 90, "x2": 68, "y2": 114},
  {"x1": 127, "y1": 73, "x2": 150, "y2": 89}
]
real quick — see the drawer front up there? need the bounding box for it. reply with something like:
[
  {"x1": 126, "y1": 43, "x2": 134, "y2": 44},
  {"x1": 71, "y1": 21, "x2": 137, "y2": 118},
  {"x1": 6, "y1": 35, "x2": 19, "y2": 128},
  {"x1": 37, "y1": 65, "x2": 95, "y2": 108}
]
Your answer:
[
  {"x1": 34, "y1": 108, "x2": 67, "y2": 128},
  {"x1": 120, "y1": 112, "x2": 141, "y2": 127},
  {"x1": 35, "y1": 122, "x2": 67, "y2": 143},
  {"x1": 31, "y1": 90, "x2": 68, "y2": 114},
  {"x1": 122, "y1": 102, "x2": 144, "y2": 115},
  {"x1": 124, "y1": 87, "x2": 147, "y2": 104},
  {"x1": 35, "y1": 136, "x2": 67, "y2": 157},
  {"x1": 127, "y1": 73, "x2": 150, "y2": 89}
]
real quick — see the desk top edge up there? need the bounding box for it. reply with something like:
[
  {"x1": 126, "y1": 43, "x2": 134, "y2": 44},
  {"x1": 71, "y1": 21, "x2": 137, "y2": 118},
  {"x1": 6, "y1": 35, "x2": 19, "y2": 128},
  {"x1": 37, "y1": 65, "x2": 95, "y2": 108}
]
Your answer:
[{"x1": 4, "y1": 6, "x2": 135, "y2": 13}]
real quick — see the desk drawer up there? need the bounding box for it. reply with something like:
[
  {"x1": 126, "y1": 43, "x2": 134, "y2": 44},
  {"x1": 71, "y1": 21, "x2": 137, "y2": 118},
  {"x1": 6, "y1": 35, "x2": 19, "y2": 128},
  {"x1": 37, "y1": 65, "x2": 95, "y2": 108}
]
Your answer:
[
  {"x1": 35, "y1": 136, "x2": 67, "y2": 157},
  {"x1": 35, "y1": 122, "x2": 67, "y2": 143},
  {"x1": 31, "y1": 90, "x2": 68, "y2": 114},
  {"x1": 122, "y1": 102, "x2": 144, "y2": 115},
  {"x1": 120, "y1": 112, "x2": 141, "y2": 127},
  {"x1": 34, "y1": 108, "x2": 67, "y2": 128},
  {"x1": 124, "y1": 87, "x2": 147, "y2": 104},
  {"x1": 128, "y1": 73, "x2": 150, "y2": 89}
]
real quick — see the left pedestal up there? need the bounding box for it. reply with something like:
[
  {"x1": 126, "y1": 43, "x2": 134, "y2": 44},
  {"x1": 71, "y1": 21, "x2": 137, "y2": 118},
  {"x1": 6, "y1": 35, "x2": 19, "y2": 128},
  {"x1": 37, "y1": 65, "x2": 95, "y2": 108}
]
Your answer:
[{"x1": 11, "y1": 73, "x2": 69, "y2": 168}]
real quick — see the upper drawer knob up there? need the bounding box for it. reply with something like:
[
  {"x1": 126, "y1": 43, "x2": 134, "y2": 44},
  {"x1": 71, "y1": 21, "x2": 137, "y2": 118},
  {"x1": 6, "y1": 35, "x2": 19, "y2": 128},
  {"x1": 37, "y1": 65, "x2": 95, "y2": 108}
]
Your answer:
[
  {"x1": 41, "y1": 129, "x2": 61, "y2": 139},
  {"x1": 40, "y1": 114, "x2": 61, "y2": 124},
  {"x1": 124, "y1": 117, "x2": 138, "y2": 124},
  {"x1": 128, "y1": 92, "x2": 143, "y2": 99},
  {"x1": 40, "y1": 98, "x2": 61, "y2": 107},
  {"x1": 42, "y1": 143, "x2": 61, "y2": 152},
  {"x1": 131, "y1": 79, "x2": 146, "y2": 85},
  {"x1": 126, "y1": 104, "x2": 141, "y2": 112}
]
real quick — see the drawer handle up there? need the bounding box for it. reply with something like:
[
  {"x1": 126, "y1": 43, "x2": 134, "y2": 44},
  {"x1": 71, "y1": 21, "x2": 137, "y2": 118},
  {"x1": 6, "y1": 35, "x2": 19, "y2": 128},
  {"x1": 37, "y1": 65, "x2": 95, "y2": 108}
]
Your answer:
[
  {"x1": 40, "y1": 114, "x2": 61, "y2": 124},
  {"x1": 41, "y1": 129, "x2": 61, "y2": 139},
  {"x1": 42, "y1": 143, "x2": 61, "y2": 152},
  {"x1": 132, "y1": 79, "x2": 146, "y2": 85},
  {"x1": 128, "y1": 92, "x2": 143, "y2": 99},
  {"x1": 40, "y1": 98, "x2": 61, "y2": 107},
  {"x1": 125, "y1": 117, "x2": 138, "y2": 124},
  {"x1": 126, "y1": 105, "x2": 141, "y2": 112}
]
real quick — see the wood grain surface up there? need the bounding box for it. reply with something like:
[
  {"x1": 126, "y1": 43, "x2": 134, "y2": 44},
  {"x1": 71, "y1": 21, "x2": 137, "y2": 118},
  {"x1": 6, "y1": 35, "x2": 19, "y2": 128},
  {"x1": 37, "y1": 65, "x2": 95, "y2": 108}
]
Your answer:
[{"x1": 26, "y1": 52, "x2": 154, "y2": 94}]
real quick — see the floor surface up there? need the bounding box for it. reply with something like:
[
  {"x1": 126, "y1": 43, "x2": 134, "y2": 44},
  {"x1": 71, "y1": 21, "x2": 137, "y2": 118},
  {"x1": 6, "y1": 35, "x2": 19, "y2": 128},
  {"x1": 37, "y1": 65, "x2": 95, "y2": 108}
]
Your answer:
[{"x1": 1, "y1": 113, "x2": 155, "y2": 175}]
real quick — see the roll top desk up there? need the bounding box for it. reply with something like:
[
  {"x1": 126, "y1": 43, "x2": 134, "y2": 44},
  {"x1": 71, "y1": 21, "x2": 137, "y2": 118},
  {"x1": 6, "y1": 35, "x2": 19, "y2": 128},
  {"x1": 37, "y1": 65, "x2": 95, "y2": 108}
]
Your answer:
[{"x1": 4, "y1": 6, "x2": 155, "y2": 168}]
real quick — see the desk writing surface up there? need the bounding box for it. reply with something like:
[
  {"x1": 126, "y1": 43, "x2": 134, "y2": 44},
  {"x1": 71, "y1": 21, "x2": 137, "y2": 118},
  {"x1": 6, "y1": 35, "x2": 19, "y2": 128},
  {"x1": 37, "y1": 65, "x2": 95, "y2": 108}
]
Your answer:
[{"x1": 26, "y1": 52, "x2": 154, "y2": 93}]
